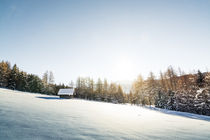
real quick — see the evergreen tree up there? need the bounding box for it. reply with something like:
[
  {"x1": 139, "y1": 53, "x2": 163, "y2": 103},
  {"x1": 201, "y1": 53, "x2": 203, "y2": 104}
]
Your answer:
[
  {"x1": 96, "y1": 78, "x2": 103, "y2": 94},
  {"x1": 87, "y1": 78, "x2": 94, "y2": 100},
  {"x1": 75, "y1": 77, "x2": 81, "y2": 98},
  {"x1": 197, "y1": 70, "x2": 205, "y2": 87},
  {"x1": 16, "y1": 71, "x2": 28, "y2": 91},
  {"x1": 160, "y1": 71, "x2": 166, "y2": 91},
  {"x1": 0, "y1": 61, "x2": 11, "y2": 88},
  {"x1": 132, "y1": 75, "x2": 144, "y2": 105},
  {"x1": 42, "y1": 71, "x2": 48, "y2": 86},
  {"x1": 49, "y1": 71, "x2": 54, "y2": 84},
  {"x1": 103, "y1": 79, "x2": 109, "y2": 101},
  {"x1": 27, "y1": 74, "x2": 44, "y2": 93},
  {"x1": 109, "y1": 83, "x2": 118, "y2": 102},
  {"x1": 8, "y1": 64, "x2": 19, "y2": 90},
  {"x1": 117, "y1": 85, "x2": 124, "y2": 103},
  {"x1": 147, "y1": 72, "x2": 158, "y2": 105}
]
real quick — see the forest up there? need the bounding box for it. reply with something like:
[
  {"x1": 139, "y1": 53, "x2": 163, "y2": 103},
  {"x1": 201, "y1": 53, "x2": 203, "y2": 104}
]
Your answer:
[
  {"x1": 129, "y1": 67, "x2": 210, "y2": 116},
  {"x1": 0, "y1": 60, "x2": 210, "y2": 116},
  {"x1": 0, "y1": 61, "x2": 69, "y2": 95}
]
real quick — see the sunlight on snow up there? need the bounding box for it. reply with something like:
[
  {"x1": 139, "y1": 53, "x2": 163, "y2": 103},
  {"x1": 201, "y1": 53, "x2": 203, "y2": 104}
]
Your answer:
[{"x1": 0, "y1": 88, "x2": 210, "y2": 140}]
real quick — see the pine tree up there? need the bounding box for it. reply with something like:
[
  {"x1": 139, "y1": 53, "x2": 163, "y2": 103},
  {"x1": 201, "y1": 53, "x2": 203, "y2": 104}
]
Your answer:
[
  {"x1": 42, "y1": 71, "x2": 48, "y2": 86},
  {"x1": 96, "y1": 78, "x2": 102, "y2": 93},
  {"x1": 95, "y1": 78, "x2": 102, "y2": 100},
  {"x1": 197, "y1": 70, "x2": 205, "y2": 87},
  {"x1": 49, "y1": 71, "x2": 54, "y2": 84},
  {"x1": 16, "y1": 71, "x2": 28, "y2": 91},
  {"x1": 117, "y1": 85, "x2": 124, "y2": 103},
  {"x1": 147, "y1": 72, "x2": 156, "y2": 105},
  {"x1": 109, "y1": 83, "x2": 118, "y2": 103},
  {"x1": 87, "y1": 78, "x2": 94, "y2": 100},
  {"x1": 103, "y1": 79, "x2": 109, "y2": 101},
  {"x1": 8, "y1": 64, "x2": 19, "y2": 90},
  {"x1": 132, "y1": 75, "x2": 144, "y2": 105},
  {"x1": 75, "y1": 77, "x2": 83, "y2": 98},
  {"x1": 0, "y1": 61, "x2": 11, "y2": 88},
  {"x1": 160, "y1": 71, "x2": 166, "y2": 91}
]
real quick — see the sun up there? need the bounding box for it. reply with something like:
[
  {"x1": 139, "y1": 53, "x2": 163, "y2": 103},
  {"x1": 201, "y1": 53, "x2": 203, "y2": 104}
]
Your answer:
[{"x1": 113, "y1": 57, "x2": 135, "y2": 81}]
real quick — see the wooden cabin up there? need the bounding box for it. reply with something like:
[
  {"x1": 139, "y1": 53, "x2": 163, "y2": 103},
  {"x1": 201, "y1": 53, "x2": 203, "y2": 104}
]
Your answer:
[{"x1": 58, "y1": 88, "x2": 74, "y2": 99}]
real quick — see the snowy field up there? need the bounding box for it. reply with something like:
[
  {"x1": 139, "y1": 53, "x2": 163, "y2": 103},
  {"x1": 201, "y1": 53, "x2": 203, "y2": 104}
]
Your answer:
[{"x1": 0, "y1": 88, "x2": 210, "y2": 140}]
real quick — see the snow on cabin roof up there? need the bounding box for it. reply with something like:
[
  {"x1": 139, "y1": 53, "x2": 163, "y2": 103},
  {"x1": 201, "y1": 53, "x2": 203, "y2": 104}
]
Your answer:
[{"x1": 58, "y1": 88, "x2": 74, "y2": 96}]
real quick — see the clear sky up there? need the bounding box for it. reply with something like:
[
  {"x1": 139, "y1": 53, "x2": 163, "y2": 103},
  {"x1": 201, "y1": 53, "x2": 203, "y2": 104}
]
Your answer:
[{"x1": 0, "y1": 0, "x2": 210, "y2": 84}]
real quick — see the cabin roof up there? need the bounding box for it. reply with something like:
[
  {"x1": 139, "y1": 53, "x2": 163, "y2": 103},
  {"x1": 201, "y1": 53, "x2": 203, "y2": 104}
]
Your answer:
[{"x1": 58, "y1": 88, "x2": 74, "y2": 95}]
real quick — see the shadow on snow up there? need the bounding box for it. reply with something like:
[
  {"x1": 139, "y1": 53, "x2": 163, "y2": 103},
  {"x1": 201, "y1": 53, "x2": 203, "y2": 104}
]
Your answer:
[
  {"x1": 144, "y1": 106, "x2": 210, "y2": 122},
  {"x1": 36, "y1": 96, "x2": 65, "y2": 100}
]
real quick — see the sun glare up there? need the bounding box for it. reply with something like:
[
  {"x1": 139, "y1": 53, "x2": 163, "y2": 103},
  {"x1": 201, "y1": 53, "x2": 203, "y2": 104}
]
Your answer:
[{"x1": 113, "y1": 57, "x2": 135, "y2": 81}]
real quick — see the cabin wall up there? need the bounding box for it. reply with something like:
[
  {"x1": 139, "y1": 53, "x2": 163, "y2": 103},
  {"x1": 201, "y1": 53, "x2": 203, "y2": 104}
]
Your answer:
[{"x1": 59, "y1": 95, "x2": 73, "y2": 99}]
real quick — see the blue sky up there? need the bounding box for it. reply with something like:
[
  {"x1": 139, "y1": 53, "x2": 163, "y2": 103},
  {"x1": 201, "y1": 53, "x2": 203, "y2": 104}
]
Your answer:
[{"x1": 0, "y1": 0, "x2": 210, "y2": 84}]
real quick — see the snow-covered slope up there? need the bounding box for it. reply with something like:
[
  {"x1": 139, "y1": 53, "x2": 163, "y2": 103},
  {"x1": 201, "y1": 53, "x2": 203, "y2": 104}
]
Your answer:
[{"x1": 0, "y1": 88, "x2": 210, "y2": 140}]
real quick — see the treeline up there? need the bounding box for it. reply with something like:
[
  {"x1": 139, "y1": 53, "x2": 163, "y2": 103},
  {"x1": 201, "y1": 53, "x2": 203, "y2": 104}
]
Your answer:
[
  {"x1": 0, "y1": 61, "x2": 68, "y2": 95},
  {"x1": 75, "y1": 77, "x2": 126, "y2": 103},
  {"x1": 129, "y1": 66, "x2": 210, "y2": 115},
  {"x1": 1, "y1": 60, "x2": 210, "y2": 115}
]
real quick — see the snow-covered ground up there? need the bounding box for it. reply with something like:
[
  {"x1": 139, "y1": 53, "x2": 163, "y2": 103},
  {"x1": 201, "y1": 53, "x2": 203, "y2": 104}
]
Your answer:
[{"x1": 0, "y1": 88, "x2": 210, "y2": 140}]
